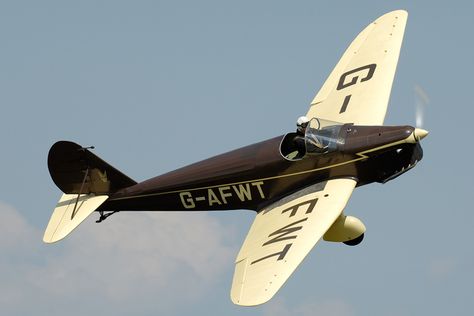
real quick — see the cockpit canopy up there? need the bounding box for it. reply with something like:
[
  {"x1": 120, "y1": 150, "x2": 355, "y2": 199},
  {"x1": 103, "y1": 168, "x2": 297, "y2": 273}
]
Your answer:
[{"x1": 280, "y1": 118, "x2": 345, "y2": 161}]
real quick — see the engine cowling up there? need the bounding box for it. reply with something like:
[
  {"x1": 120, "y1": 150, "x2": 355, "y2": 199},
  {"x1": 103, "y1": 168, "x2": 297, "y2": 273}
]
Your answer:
[{"x1": 323, "y1": 214, "x2": 366, "y2": 246}]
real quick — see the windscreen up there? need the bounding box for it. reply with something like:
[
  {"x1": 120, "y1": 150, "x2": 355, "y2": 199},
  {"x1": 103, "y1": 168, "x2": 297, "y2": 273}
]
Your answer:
[{"x1": 304, "y1": 118, "x2": 345, "y2": 155}]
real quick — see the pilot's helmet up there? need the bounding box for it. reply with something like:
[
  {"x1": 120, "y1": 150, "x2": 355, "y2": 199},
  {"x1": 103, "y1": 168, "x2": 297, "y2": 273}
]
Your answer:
[{"x1": 296, "y1": 116, "x2": 310, "y2": 133}]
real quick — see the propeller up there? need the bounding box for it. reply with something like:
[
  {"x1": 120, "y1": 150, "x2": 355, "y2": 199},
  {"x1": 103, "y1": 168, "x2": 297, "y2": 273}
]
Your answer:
[
  {"x1": 411, "y1": 85, "x2": 430, "y2": 142},
  {"x1": 414, "y1": 84, "x2": 429, "y2": 129},
  {"x1": 415, "y1": 100, "x2": 424, "y2": 128}
]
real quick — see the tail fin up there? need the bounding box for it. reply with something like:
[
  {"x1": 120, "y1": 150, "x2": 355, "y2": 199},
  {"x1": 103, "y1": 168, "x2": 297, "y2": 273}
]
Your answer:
[
  {"x1": 44, "y1": 141, "x2": 137, "y2": 243},
  {"x1": 48, "y1": 141, "x2": 136, "y2": 195}
]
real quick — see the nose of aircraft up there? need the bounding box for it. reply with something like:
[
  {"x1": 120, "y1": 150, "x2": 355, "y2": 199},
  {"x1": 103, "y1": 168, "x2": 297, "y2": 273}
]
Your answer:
[
  {"x1": 414, "y1": 128, "x2": 429, "y2": 141},
  {"x1": 405, "y1": 128, "x2": 429, "y2": 144}
]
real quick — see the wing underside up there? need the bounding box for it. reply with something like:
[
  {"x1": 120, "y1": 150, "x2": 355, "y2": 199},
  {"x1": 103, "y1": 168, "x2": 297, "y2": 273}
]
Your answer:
[
  {"x1": 231, "y1": 178, "x2": 357, "y2": 306},
  {"x1": 306, "y1": 10, "x2": 407, "y2": 125}
]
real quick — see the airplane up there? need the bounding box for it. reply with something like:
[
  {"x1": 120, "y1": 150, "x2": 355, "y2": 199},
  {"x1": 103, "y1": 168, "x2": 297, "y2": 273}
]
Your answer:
[{"x1": 43, "y1": 10, "x2": 428, "y2": 306}]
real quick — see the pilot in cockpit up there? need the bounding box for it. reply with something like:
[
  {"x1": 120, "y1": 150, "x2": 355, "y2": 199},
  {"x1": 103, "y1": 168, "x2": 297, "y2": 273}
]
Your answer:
[{"x1": 294, "y1": 116, "x2": 309, "y2": 157}]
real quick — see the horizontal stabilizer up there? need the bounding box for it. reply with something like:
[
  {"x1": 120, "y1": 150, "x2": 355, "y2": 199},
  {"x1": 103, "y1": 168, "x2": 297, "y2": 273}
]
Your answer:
[
  {"x1": 43, "y1": 193, "x2": 108, "y2": 243},
  {"x1": 48, "y1": 141, "x2": 137, "y2": 195}
]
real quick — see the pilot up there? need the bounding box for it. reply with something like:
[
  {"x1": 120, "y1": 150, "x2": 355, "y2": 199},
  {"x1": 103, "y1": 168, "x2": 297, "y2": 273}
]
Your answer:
[
  {"x1": 294, "y1": 116, "x2": 309, "y2": 157},
  {"x1": 296, "y1": 116, "x2": 309, "y2": 135}
]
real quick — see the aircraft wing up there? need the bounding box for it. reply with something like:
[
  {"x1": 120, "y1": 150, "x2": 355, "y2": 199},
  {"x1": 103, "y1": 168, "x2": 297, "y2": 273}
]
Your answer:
[
  {"x1": 230, "y1": 178, "x2": 356, "y2": 306},
  {"x1": 306, "y1": 10, "x2": 407, "y2": 125}
]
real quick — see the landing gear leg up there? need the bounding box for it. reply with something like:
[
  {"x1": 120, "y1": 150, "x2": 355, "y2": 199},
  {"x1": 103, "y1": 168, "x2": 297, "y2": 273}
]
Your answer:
[{"x1": 96, "y1": 210, "x2": 120, "y2": 223}]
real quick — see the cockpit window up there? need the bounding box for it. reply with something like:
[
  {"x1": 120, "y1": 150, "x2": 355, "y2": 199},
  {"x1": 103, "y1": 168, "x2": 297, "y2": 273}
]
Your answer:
[
  {"x1": 304, "y1": 118, "x2": 344, "y2": 155},
  {"x1": 279, "y1": 117, "x2": 345, "y2": 161}
]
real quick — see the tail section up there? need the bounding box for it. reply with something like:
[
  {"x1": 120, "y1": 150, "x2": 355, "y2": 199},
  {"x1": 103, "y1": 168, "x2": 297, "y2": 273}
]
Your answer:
[
  {"x1": 43, "y1": 193, "x2": 109, "y2": 243},
  {"x1": 48, "y1": 141, "x2": 136, "y2": 195},
  {"x1": 44, "y1": 141, "x2": 137, "y2": 243}
]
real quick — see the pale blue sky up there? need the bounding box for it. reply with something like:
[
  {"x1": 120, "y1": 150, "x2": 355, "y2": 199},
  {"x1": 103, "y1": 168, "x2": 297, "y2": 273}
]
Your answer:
[{"x1": 1, "y1": 1, "x2": 473, "y2": 315}]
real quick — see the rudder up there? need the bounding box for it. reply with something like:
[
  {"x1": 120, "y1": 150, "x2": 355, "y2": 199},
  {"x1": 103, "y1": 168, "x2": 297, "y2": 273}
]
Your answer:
[{"x1": 48, "y1": 141, "x2": 137, "y2": 195}]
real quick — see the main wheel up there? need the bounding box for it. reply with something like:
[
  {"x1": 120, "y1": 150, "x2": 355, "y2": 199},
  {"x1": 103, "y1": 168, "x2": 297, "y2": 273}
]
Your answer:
[{"x1": 343, "y1": 233, "x2": 364, "y2": 246}]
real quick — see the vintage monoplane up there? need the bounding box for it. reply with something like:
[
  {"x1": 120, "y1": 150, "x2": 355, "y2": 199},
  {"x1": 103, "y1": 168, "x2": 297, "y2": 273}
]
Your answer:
[{"x1": 44, "y1": 10, "x2": 427, "y2": 306}]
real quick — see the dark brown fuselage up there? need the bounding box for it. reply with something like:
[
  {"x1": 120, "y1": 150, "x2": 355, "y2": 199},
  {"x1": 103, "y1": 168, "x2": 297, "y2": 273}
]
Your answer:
[{"x1": 101, "y1": 125, "x2": 422, "y2": 212}]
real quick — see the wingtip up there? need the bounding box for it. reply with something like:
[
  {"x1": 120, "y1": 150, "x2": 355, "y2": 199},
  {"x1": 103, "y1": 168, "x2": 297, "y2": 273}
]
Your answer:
[
  {"x1": 375, "y1": 10, "x2": 408, "y2": 23},
  {"x1": 230, "y1": 257, "x2": 277, "y2": 306},
  {"x1": 386, "y1": 9, "x2": 408, "y2": 16},
  {"x1": 230, "y1": 293, "x2": 272, "y2": 307}
]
